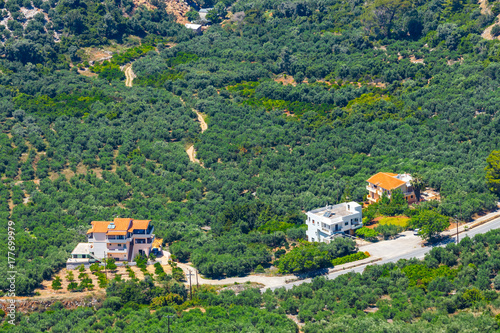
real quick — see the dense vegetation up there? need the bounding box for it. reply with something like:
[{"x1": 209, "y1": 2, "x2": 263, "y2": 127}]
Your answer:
[
  {"x1": 6, "y1": 229, "x2": 500, "y2": 331},
  {"x1": 1, "y1": 0, "x2": 500, "y2": 305}
]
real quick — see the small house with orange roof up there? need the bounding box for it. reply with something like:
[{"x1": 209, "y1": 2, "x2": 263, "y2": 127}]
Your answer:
[{"x1": 366, "y1": 172, "x2": 417, "y2": 204}]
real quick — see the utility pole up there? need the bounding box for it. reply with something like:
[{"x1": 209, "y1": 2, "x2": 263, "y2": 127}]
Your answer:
[
  {"x1": 104, "y1": 251, "x2": 107, "y2": 280},
  {"x1": 196, "y1": 270, "x2": 199, "y2": 288},
  {"x1": 187, "y1": 270, "x2": 194, "y2": 300},
  {"x1": 166, "y1": 315, "x2": 175, "y2": 333}
]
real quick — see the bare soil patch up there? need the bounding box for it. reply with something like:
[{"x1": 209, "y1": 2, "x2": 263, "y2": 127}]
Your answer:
[
  {"x1": 274, "y1": 74, "x2": 297, "y2": 86},
  {"x1": 410, "y1": 55, "x2": 425, "y2": 64}
]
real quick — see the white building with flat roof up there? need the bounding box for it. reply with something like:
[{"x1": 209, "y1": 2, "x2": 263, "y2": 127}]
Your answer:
[{"x1": 306, "y1": 202, "x2": 362, "y2": 242}]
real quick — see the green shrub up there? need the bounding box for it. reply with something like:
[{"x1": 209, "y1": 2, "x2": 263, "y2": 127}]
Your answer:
[
  {"x1": 494, "y1": 275, "x2": 500, "y2": 290},
  {"x1": 331, "y1": 251, "x2": 369, "y2": 266},
  {"x1": 356, "y1": 227, "x2": 379, "y2": 241},
  {"x1": 255, "y1": 264, "x2": 265, "y2": 273},
  {"x1": 492, "y1": 25, "x2": 500, "y2": 37},
  {"x1": 277, "y1": 238, "x2": 357, "y2": 273},
  {"x1": 51, "y1": 276, "x2": 62, "y2": 290},
  {"x1": 375, "y1": 224, "x2": 404, "y2": 239}
]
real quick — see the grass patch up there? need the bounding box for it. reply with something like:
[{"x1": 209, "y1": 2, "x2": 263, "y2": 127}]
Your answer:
[{"x1": 378, "y1": 216, "x2": 410, "y2": 228}]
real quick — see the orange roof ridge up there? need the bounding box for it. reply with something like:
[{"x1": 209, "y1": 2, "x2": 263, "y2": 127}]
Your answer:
[
  {"x1": 129, "y1": 220, "x2": 151, "y2": 232},
  {"x1": 367, "y1": 172, "x2": 405, "y2": 190},
  {"x1": 88, "y1": 218, "x2": 151, "y2": 233}
]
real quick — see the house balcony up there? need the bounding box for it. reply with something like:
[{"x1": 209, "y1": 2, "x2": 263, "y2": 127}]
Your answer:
[
  {"x1": 106, "y1": 247, "x2": 128, "y2": 254},
  {"x1": 322, "y1": 225, "x2": 341, "y2": 234},
  {"x1": 366, "y1": 185, "x2": 385, "y2": 196},
  {"x1": 105, "y1": 238, "x2": 129, "y2": 243},
  {"x1": 132, "y1": 233, "x2": 155, "y2": 240},
  {"x1": 131, "y1": 226, "x2": 154, "y2": 237},
  {"x1": 134, "y1": 236, "x2": 155, "y2": 245}
]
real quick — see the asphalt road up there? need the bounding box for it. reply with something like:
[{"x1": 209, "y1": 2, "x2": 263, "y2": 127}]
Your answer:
[{"x1": 269, "y1": 217, "x2": 500, "y2": 291}]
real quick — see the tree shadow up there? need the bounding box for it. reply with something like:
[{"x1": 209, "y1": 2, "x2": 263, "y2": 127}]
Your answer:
[
  {"x1": 294, "y1": 268, "x2": 329, "y2": 280},
  {"x1": 425, "y1": 235, "x2": 456, "y2": 247}
]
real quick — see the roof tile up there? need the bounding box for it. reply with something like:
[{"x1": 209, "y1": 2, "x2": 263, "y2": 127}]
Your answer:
[{"x1": 366, "y1": 172, "x2": 406, "y2": 190}]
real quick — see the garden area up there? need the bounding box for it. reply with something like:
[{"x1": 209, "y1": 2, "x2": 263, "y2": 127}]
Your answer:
[{"x1": 357, "y1": 189, "x2": 450, "y2": 242}]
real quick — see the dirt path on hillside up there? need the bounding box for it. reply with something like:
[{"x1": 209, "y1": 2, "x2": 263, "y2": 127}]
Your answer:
[
  {"x1": 124, "y1": 64, "x2": 136, "y2": 87},
  {"x1": 195, "y1": 109, "x2": 208, "y2": 132},
  {"x1": 186, "y1": 109, "x2": 207, "y2": 167},
  {"x1": 480, "y1": 0, "x2": 500, "y2": 40},
  {"x1": 479, "y1": 0, "x2": 492, "y2": 15},
  {"x1": 178, "y1": 97, "x2": 208, "y2": 166},
  {"x1": 186, "y1": 145, "x2": 204, "y2": 167}
]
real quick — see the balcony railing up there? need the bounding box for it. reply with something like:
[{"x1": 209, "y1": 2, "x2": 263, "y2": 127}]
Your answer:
[
  {"x1": 105, "y1": 238, "x2": 129, "y2": 243},
  {"x1": 107, "y1": 247, "x2": 128, "y2": 253},
  {"x1": 132, "y1": 233, "x2": 155, "y2": 239}
]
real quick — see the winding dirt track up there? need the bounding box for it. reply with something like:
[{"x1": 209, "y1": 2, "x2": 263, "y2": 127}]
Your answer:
[
  {"x1": 124, "y1": 64, "x2": 136, "y2": 87},
  {"x1": 186, "y1": 145, "x2": 203, "y2": 166},
  {"x1": 186, "y1": 110, "x2": 207, "y2": 166},
  {"x1": 177, "y1": 96, "x2": 208, "y2": 166},
  {"x1": 194, "y1": 109, "x2": 208, "y2": 133}
]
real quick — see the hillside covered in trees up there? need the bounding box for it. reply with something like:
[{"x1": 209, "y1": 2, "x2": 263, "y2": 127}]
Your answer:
[{"x1": 2, "y1": 0, "x2": 500, "y2": 330}]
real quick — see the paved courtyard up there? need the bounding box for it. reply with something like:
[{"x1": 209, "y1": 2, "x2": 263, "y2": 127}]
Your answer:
[{"x1": 359, "y1": 231, "x2": 423, "y2": 259}]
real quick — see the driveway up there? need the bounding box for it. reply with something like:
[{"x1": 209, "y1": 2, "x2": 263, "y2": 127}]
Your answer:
[{"x1": 359, "y1": 231, "x2": 422, "y2": 259}]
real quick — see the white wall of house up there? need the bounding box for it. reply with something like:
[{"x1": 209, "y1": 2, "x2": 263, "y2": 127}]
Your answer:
[
  {"x1": 89, "y1": 234, "x2": 107, "y2": 259},
  {"x1": 305, "y1": 202, "x2": 362, "y2": 242}
]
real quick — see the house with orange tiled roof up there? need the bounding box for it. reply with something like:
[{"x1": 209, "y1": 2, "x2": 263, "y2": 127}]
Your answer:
[
  {"x1": 67, "y1": 218, "x2": 155, "y2": 268},
  {"x1": 366, "y1": 172, "x2": 417, "y2": 204}
]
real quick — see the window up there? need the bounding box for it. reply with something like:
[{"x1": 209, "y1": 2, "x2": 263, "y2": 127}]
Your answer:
[
  {"x1": 118, "y1": 244, "x2": 121, "y2": 247},
  {"x1": 135, "y1": 239, "x2": 146, "y2": 244},
  {"x1": 312, "y1": 220, "x2": 315, "y2": 225},
  {"x1": 345, "y1": 221, "x2": 349, "y2": 226}
]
